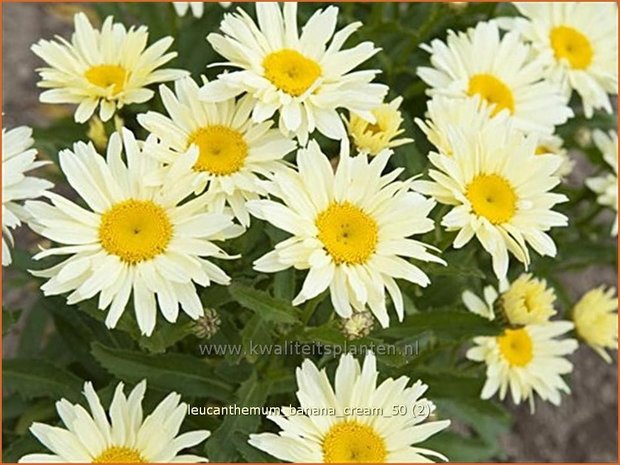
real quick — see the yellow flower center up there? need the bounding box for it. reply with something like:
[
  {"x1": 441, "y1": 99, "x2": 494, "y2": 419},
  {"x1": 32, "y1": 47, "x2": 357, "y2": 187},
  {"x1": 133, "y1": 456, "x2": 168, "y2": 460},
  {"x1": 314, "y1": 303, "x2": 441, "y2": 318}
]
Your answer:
[
  {"x1": 322, "y1": 421, "x2": 387, "y2": 463},
  {"x1": 550, "y1": 26, "x2": 593, "y2": 70},
  {"x1": 467, "y1": 74, "x2": 515, "y2": 116},
  {"x1": 188, "y1": 125, "x2": 248, "y2": 176},
  {"x1": 316, "y1": 202, "x2": 378, "y2": 265},
  {"x1": 85, "y1": 65, "x2": 127, "y2": 95},
  {"x1": 99, "y1": 199, "x2": 172, "y2": 265},
  {"x1": 466, "y1": 174, "x2": 517, "y2": 224},
  {"x1": 92, "y1": 446, "x2": 146, "y2": 463},
  {"x1": 498, "y1": 328, "x2": 534, "y2": 367},
  {"x1": 501, "y1": 274, "x2": 556, "y2": 326},
  {"x1": 262, "y1": 49, "x2": 322, "y2": 97},
  {"x1": 535, "y1": 145, "x2": 549, "y2": 155}
]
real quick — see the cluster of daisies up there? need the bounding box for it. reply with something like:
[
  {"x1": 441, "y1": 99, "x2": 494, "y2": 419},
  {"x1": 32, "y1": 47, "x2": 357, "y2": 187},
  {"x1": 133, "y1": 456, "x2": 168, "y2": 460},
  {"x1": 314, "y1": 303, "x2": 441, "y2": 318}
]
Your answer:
[{"x1": 1, "y1": 2, "x2": 617, "y2": 463}]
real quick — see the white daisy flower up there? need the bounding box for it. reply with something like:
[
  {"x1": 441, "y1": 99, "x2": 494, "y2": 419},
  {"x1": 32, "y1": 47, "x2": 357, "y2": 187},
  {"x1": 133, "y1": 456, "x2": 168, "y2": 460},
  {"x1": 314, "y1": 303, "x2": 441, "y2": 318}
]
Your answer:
[
  {"x1": 138, "y1": 76, "x2": 297, "y2": 227},
  {"x1": 249, "y1": 352, "x2": 450, "y2": 463},
  {"x1": 586, "y1": 129, "x2": 618, "y2": 236},
  {"x1": 19, "y1": 380, "x2": 209, "y2": 463},
  {"x1": 200, "y1": 2, "x2": 388, "y2": 143},
  {"x1": 247, "y1": 141, "x2": 443, "y2": 327},
  {"x1": 346, "y1": 96, "x2": 413, "y2": 156},
  {"x1": 535, "y1": 134, "x2": 574, "y2": 178},
  {"x1": 467, "y1": 321, "x2": 578, "y2": 412},
  {"x1": 502, "y1": 2, "x2": 618, "y2": 118},
  {"x1": 463, "y1": 273, "x2": 557, "y2": 326},
  {"x1": 2, "y1": 126, "x2": 53, "y2": 267},
  {"x1": 172, "y1": 2, "x2": 231, "y2": 17},
  {"x1": 413, "y1": 122, "x2": 568, "y2": 280},
  {"x1": 26, "y1": 129, "x2": 243, "y2": 336},
  {"x1": 31, "y1": 13, "x2": 188, "y2": 123},
  {"x1": 572, "y1": 286, "x2": 618, "y2": 363},
  {"x1": 417, "y1": 21, "x2": 573, "y2": 136}
]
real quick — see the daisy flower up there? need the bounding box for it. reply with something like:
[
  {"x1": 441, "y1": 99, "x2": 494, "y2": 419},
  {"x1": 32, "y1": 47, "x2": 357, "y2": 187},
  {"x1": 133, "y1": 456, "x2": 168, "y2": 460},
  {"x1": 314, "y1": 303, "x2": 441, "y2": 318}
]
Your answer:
[
  {"x1": 417, "y1": 21, "x2": 573, "y2": 136},
  {"x1": 413, "y1": 123, "x2": 568, "y2": 280},
  {"x1": 586, "y1": 129, "x2": 618, "y2": 236},
  {"x1": 200, "y1": 2, "x2": 388, "y2": 142},
  {"x1": 572, "y1": 286, "x2": 618, "y2": 363},
  {"x1": 535, "y1": 134, "x2": 574, "y2": 178},
  {"x1": 31, "y1": 12, "x2": 187, "y2": 123},
  {"x1": 172, "y1": 2, "x2": 231, "y2": 17},
  {"x1": 19, "y1": 380, "x2": 209, "y2": 463},
  {"x1": 463, "y1": 273, "x2": 557, "y2": 326},
  {"x1": 249, "y1": 352, "x2": 450, "y2": 463},
  {"x1": 415, "y1": 95, "x2": 510, "y2": 157},
  {"x1": 2, "y1": 126, "x2": 53, "y2": 267},
  {"x1": 138, "y1": 76, "x2": 296, "y2": 227},
  {"x1": 503, "y1": 2, "x2": 618, "y2": 118},
  {"x1": 346, "y1": 96, "x2": 413, "y2": 156},
  {"x1": 26, "y1": 129, "x2": 242, "y2": 336},
  {"x1": 467, "y1": 321, "x2": 578, "y2": 412},
  {"x1": 247, "y1": 141, "x2": 443, "y2": 327}
]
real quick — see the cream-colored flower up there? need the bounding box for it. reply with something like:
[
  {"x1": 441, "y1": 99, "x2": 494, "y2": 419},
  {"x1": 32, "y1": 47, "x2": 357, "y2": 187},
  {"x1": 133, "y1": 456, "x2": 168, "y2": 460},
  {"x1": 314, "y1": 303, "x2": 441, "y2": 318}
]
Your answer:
[
  {"x1": 413, "y1": 122, "x2": 568, "y2": 280},
  {"x1": 249, "y1": 352, "x2": 450, "y2": 463},
  {"x1": 200, "y1": 2, "x2": 388, "y2": 142},
  {"x1": 535, "y1": 134, "x2": 574, "y2": 178},
  {"x1": 467, "y1": 321, "x2": 578, "y2": 412},
  {"x1": 572, "y1": 286, "x2": 618, "y2": 363},
  {"x1": 32, "y1": 13, "x2": 187, "y2": 123},
  {"x1": 502, "y1": 2, "x2": 618, "y2": 118},
  {"x1": 463, "y1": 273, "x2": 557, "y2": 326},
  {"x1": 586, "y1": 129, "x2": 618, "y2": 236},
  {"x1": 247, "y1": 141, "x2": 443, "y2": 327},
  {"x1": 19, "y1": 380, "x2": 209, "y2": 463},
  {"x1": 2, "y1": 126, "x2": 53, "y2": 267},
  {"x1": 418, "y1": 21, "x2": 573, "y2": 136},
  {"x1": 347, "y1": 97, "x2": 413, "y2": 156},
  {"x1": 138, "y1": 76, "x2": 296, "y2": 226},
  {"x1": 27, "y1": 129, "x2": 242, "y2": 336}
]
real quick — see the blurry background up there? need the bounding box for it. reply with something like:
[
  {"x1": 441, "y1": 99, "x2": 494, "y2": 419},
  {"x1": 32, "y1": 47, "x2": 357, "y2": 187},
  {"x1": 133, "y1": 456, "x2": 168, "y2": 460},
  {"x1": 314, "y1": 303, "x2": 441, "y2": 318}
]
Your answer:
[{"x1": 2, "y1": 2, "x2": 617, "y2": 462}]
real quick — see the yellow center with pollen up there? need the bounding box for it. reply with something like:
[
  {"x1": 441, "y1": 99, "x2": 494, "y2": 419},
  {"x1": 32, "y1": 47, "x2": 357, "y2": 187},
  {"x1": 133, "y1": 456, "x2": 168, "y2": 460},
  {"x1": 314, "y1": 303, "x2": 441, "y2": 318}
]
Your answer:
[
  {"x1": 85, "y1": 65, "x2": 127, "y2": 95},
  {"x1": 467, "y1": 74, "x2": 515, "y2": 116},
  {"x1": 188, "y1": 125, "x2": 248, "y2": 176},
  {"x1": 498, "y1": 328, "x2": 534, "y2": 367},
  {"x1": 316, "y1": 202, "x2": 379, "y2": 265},
  {"x1": 99, "y1": 199, "x2": 172, "y2": 265},
  {"x1": 466, "y1": 174, "x2": 517, "y2": 225},
  {"x1": 550, "y1": 26, "x2": 593, "y2": 70},
  {"x1": 322, "y1": 421, "x2": 387, "y2": 463},
  {"x1": 263, "y1": 49, "x2": 322, "y2": 97},
  {"x1": 92, "y1": 446, "x2": 146, "y2": 463}
]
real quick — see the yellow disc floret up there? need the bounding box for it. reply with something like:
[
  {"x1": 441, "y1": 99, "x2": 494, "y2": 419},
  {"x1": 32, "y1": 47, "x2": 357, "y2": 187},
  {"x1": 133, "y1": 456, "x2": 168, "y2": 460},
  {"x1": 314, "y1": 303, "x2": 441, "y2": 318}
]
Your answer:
[
  {"x1": 467, "y1": 74, "x2": 515, "y2": 116},
  {"x1": 466, "y1": 174, "x2": 517, "y2": 224},
  {"x1": 316, "y1": 202, "x2": 379, "y2": 265},
  {"x1": 99, "y1": 199, "x2": 173, "y2": 265},
  {"x1": 550, "y1": 26, "x2": 593, "y2": 70},
  {"x1": 498, "y1": 328, "x2": 534, "y2": 367},
  {"x1": 263, "y1": 49, "x2": 322, "y2": 97},
  {"x1": 92, "y1": 446, "x2": 146, "y2": 463},
  {"x1": 188, "y1": 125, "x2": 248, "y2": 176},
  {"x1": 322, "y1": 421, "x2": 387, "y2": 463},
  {"x1": 85, "y1": 64, "x2": 127, "y2": 95}
]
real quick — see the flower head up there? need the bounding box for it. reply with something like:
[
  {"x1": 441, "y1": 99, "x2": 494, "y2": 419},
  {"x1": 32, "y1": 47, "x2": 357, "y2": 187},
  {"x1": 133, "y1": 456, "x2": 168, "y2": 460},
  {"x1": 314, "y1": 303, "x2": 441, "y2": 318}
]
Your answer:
[
  {"x1": 27, "y1": 129, "x2": 243, "y2": 336},
  {"x1": 347, "y1": 96, "x2": 413, "y2": 156},
  {"x1": 586, "y1": 129, "x2": 618, "y2": 236},
  {"x1": 249, "y1": 352, "x2": 450, "y2": 463},
  {"x1": 2, "y1": 126, "x2": 53, "y2": 267},
  {"x1": 417, "y1": 21, "x2": 573, "y2": 136},
  {"x1": 248, "y1": 141, "x2": 443, "y2": 327},
  {"x1": 19, "y1": 380, "x2": 209, "y2": 463},
  {"x1": 32, "y1": 13, "x2": 187, "y2": 123},
  {"x1": 572, "y1": 286, "x2": 618, "y2": 363},
  {"x1": 502, "y1": 2, "x2": 618, "y2": 118},
  {"x1": 200, "y1": 2, "x2": 388, "y2": 142}
]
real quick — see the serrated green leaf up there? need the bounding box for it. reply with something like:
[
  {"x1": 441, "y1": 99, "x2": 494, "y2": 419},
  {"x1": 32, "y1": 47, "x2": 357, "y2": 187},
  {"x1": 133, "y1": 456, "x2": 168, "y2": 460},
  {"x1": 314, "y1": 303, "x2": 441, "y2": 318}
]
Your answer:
[
  {"x1": 90, "y1": 342, "x2": 234, "y2": 402},
  {"x1": 4, "y1": 358, "x2": 83, "y2": 402},
  {"x1": 228, "y1": 283, "x2": 301, "y2": 324}
]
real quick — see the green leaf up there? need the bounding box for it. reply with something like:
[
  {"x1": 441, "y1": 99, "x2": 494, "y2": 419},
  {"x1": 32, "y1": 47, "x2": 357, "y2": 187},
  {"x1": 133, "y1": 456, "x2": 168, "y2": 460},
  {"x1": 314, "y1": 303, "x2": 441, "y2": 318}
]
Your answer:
[
  {"x1": 91, "y1": 342, "x2": 234, "y2": 402},
  {"x1": 421, "y1": 431, "x2": 499, "y2": 462},
  {"x1": 206, "y1": 372, "x2": 272, "y2": 462},
  {"x1": 4, "y1": 358, "x2": 83, "y2": 402},
  {"x1": 228, "y1": 283, "x2": 301, "y2": 324},
  {"x1": 379, "y1": 310, "x2": 500, "y2": 339},
  {"x1": 240, "y1": 314, "x2": 273, "y2": 363}
]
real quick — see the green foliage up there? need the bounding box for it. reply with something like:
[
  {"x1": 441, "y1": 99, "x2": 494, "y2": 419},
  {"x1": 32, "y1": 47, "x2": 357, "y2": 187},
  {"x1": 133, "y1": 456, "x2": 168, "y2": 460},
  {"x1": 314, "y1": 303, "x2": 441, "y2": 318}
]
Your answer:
[{"x1": 2, "y1": 2, "x2": 617, "y2": 463}]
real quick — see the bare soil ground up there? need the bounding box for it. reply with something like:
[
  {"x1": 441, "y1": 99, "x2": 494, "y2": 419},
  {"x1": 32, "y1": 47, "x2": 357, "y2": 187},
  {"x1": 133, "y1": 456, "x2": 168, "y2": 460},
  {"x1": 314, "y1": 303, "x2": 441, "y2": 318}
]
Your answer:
[{"x1": 2, "y1": 3, "x2": 617, "y2": 462}]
